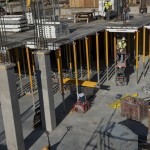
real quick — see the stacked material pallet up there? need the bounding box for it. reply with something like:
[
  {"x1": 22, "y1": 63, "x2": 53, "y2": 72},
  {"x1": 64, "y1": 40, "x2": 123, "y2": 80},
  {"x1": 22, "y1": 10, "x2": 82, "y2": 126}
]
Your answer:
[
  {"x1": 37, "y1": 21, "x2": 70, "y2": 38},
  {"x1": 121, "y1": 96, "x2": 148, "y2": 122},
  {"x1": 0, "y1": 15, "x2": 29, "y2": 32}
]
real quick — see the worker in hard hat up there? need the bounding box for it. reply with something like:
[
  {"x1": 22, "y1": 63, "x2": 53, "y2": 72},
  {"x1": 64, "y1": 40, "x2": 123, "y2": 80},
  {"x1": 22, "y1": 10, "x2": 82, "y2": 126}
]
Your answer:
[
  {"x1": 42, "y1": 146, "x2": 51, "y2": 150},
  {"x1": 117, "y1": 37, "x2": 127, "y2": 63},
  {"x1": 104, "y1": 0, "x2": 112, "y2": 21}
]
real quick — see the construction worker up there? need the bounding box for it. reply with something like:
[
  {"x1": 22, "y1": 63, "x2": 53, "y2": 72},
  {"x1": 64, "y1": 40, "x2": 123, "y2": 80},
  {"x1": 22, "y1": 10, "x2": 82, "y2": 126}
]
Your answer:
[
  {"x1": 104, "y1": 0, "x2": 112, "y2": 21},
  {"x1": 123, "y1": 2, "x2": 130, "y2": 21},
  {"x1": 117, "y1": 37, "x2": 127, "y2": 63}
]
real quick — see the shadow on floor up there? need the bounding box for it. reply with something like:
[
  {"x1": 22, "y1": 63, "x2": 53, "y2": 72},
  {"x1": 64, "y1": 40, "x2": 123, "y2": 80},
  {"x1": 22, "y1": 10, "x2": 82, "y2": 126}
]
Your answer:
[
  {"x1": 84, "y1": 109, "x2": 117, "y2": 150},
  {"x1": 119, "y1": 119, "x2": 148, "y2": 143},
  {"x1": 24, "y1": 126, "x2": 44, "y2": 150}
]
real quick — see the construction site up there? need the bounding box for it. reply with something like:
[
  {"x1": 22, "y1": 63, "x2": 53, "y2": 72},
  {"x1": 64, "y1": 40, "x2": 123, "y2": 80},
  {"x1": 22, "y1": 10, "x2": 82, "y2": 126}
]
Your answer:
[{"x1": 0, "y1": 0, "x2": 150, "y2": 150}]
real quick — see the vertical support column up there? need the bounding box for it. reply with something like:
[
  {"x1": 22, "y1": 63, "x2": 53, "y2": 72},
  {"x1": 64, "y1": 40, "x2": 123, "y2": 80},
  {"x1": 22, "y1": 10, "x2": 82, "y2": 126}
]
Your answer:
[
  {"x1": 114, "y1": 33, "x2": 117, "y2": 75},
  {"x1": 36, "y1": 51, "x2": 56, "y2": 131},
  {"x1": 73, "y1": 42, "x2": 79, "y2": 96},
  {"x1": 68, "y1": 44, "x2": 73, "y2": 77},
  {"x1": 96, "y1": 32, "x2": 100, "y2": 86},
  {"x1": 88, "y1": 36, "x2": 91, "y2": 73},
  {"x1": 15, "y1": 48, "x2": 23, "y2": 95},
  {"x1": 105, "y1": 30, "x2": 109, "y2": 81},
  {"x1": 0, "y1": 64, "x2": 25, "y2": 150},
  {"x1": 22, "y1": 48, "x2": 27, "y2": 77},
  {"x1": 143, "y1": 27, "x2": 146, "y2": 77},
  {"x1": 79, "y1": 40, "x2": 83, "y2": 79},
  {"x1": 26, "y1": 47, "x2": 35, "y2": 109},
  {"x1": 111, "y1": 33, "x2": 113, "y2": 58},
  {"x1": 56, "y1": 49, "x2": 66, "y2": 111},
  {"x1": 128, "y1": 33, "x2": 130, "y2": 54},
  {"x1": 136, "y1": 31, "x2": 139, "y2": 84},
  {"x1": 65, "y1": 45, "x2": 69, "y2": 68},
  {"x1": 85, "y1": 37, "x2": 90, "y2": 80}
]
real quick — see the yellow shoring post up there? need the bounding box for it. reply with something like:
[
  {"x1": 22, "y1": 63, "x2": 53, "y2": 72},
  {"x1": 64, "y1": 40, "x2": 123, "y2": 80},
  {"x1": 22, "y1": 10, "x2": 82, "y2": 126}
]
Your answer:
[
  {"x1": 136, "y1": 31, "x2": 139, "y2": 84},
  {"x1": 68, "y1": 44, "x2": 73, "y2": 77},
  {"x1": 15, "y1": 48, "x2": 23, "y2": 94},
  {"x1": 26, "y1": 47, "x2": 34, "y2": 97},
  {"x1": 22, "y1": 48, "x2": 27, "y2": 77},
  {"x1": 85, "y1": 37, "x2": 90, "y2": 80},
  {"x1": 143, "y1": 27, "x2": 146, "y2": 77},
  {"x1": 56, "y1": 48, "x2": 66, "y2": 110},
  {"x1": 96, "y1": 32, "x2": 100, "y2": 85},
  {"x1": 73, "y1": 41, "x2": 79, "y2": 96},
  {"x1": 105, "y1": 30, "x2": 109, "y2": 81},
  {"x1": 79, "y1": 40, "x2": 83, "y2": 78}
]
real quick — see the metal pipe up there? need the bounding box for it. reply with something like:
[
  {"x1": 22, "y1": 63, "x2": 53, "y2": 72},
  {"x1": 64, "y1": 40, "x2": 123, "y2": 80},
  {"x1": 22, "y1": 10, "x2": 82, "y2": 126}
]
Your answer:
[
  {"x1": 96, "y1": 33, "x2": 100, "y2": 86},
  {"x1": 15, "y1": 48, "x2": 23, "y2": 95},
  {"x1": 56, "y1": 49, "x2": 66, "y2": 110},
  {"x1": 136, "y1": 31, "x2": 139, "y2": 84},
  {"x1": 79, "y1": 40, "x2": 83, "y2": 79},
  {"x1": 143, "y1": 27, "x2": 146, "y2": 77},
  {"x1": 73, "y1": 42, "x2": 79, "y2": 96},
  {"x1": 26, "y1": 47, "x2": 35, "y2": 109},
  {"x1": 85, "y1": 37, "x2": 90, "y2": 80},
  {"x1": 68, "y1": 44, "x2": 72, "y2": 77},
  {"x1": 105, "y1": 30, "x2": 109, "y2": 81}
]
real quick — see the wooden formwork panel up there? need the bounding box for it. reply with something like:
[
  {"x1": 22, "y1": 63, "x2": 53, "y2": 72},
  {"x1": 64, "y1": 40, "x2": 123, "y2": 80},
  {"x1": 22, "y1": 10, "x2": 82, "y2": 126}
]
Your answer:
[
  {"x1": 70, "y1": 0, "x2": 84, "y2": 7},
  {"x1": 70, "y1": 0, "x2": 99, "y2": 8}
]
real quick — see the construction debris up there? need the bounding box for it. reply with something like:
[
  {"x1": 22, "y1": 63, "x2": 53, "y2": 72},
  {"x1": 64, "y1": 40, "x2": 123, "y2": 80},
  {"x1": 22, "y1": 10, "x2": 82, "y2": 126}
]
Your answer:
[{"x1": 121, "y1": 96, "x2": 148, "y2": 122}]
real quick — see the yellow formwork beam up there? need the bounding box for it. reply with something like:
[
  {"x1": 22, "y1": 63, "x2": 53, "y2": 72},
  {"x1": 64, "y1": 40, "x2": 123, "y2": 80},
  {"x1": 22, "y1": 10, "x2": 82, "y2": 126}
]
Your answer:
[
  {"x1": 85, "y1": 37, "x2": 90, "y2": 80},
  {"x1": 63, "y1": 78, "x2": 97, "y2": 88}
]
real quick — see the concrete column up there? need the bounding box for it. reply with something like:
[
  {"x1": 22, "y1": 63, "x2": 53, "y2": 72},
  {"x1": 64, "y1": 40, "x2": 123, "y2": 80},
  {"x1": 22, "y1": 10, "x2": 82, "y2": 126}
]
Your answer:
[
  {"x1": 0, "y1": 64, "x2": 25, "y2": 150},
  {"x1": 35, "y1": 51, "x2": 56, "y2": 131}
]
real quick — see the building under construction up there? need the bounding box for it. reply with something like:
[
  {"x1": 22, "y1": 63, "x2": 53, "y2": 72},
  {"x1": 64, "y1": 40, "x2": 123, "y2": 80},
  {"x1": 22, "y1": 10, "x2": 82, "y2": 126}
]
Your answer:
[{"x1": 0, "y1": 0, "x2": 150, "y2": 150}]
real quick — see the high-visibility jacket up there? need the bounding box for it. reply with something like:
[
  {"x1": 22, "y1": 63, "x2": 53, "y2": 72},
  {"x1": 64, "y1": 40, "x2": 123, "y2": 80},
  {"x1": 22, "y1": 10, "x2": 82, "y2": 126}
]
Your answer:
[
  {"x1": 104, "y1": 1, "x2": 112, "y2": 11},
  {"x1": 118, "y1": 40, "x2": 127, "y2": 49}
]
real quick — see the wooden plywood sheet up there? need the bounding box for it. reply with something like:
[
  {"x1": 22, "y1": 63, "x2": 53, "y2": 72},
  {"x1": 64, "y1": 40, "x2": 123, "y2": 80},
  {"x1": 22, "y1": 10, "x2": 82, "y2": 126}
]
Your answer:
[
  {"x1": 70, "y1": 0, "x2": 84, "y2": 7},
  {"x1": 85, "y1": 0, "x2": 99, "y2": 7}
]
